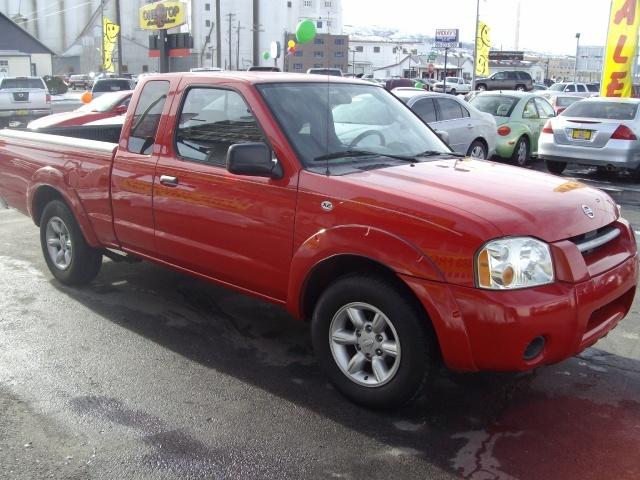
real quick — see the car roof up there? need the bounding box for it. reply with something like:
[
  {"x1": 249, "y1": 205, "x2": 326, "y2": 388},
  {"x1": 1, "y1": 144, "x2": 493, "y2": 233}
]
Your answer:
[
  {"x1": 580, "y1": 96, "x2": 640, "y2": 104},
  {"x1": 138, "y1": 72, "x2": 372, "y2": 86}
]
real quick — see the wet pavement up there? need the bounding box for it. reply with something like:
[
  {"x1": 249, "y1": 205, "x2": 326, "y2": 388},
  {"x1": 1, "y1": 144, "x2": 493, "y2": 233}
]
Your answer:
[{"x1": 1, "y1": 192, "x2": 640, "y2": 479}]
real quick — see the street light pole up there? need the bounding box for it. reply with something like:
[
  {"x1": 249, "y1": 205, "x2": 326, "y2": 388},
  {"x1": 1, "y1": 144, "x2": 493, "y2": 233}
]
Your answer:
[
  {"x1": 472, "y1": 0, "x2": 480, "y2": 90},
  {"x1": 574, "y1": 32, "x2": 581, "y2": 82}
]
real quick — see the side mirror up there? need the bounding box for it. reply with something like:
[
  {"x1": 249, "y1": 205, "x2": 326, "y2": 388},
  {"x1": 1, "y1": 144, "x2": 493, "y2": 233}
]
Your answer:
[
  {"x1": 435, "y1": 130, "x2": 450, "y2": 145},
  {"x1": 226, "y1": 142, "x2": 282, "y2": 179}
]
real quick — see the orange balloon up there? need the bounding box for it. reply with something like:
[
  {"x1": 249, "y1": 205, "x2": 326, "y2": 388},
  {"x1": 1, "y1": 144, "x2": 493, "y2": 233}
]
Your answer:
[{"x1": 81, "y1": 91, "x2": 92, "y2": 104}]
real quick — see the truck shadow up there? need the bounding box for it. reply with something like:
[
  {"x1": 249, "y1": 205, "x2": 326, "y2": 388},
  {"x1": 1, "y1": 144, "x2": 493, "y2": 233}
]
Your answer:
[{"x1": 52, "y1": 259, "x2": 640, "y2": 480}]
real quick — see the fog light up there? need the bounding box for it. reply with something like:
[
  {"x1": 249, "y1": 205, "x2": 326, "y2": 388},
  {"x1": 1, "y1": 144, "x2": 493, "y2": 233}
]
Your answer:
[{"x1": 523, "y1": 336, "x2": 545, "y2": 361}]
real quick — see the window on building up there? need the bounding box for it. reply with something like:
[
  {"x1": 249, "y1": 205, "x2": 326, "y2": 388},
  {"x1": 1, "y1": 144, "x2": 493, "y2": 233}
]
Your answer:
[
  {"x1": 175, "y1": 88, "x2": 265, "y2": 166},
  {"x1": 373, "y1": 47, "x2": 380, "y2": 53},
  {"x1": 205, "y1": 20, "x2": 211, "y2": 27},
  {"x1": 334, "y1": 51, "x2": 344, "y2": 58},
  {"x1": 325, "y1": 1, "x2": 332, "y2": 6},
  {"x1": 142, "y1": 65, "x2": 149, "y2": 73},
  {"x1": 287, "y1": 1, "x2": 292, "y2": 6},
  {"x1": 304, "y1": 0, "x2": 312, "y2": 6},
  {"x1": 314, "y1": 51, "x2": 324, "y2": 58},
  {"x1": 127, "y1": 81, "x2": 170, "y2": 155},
  {"x1": 293, "y1": 63, "x2": 303, "y2": 70},
  {"x1": 392, "y1": 47, "x2": 398, "y2": 53},
  {"x1": 316, "y1": 20, "x2": 323, "y2": 28},
  {"x1": 205, "y1": 3, "x2": 210, "y2": 10},
  {"x1": 295, "y1": 50, "x2": 303, "y2": 57},
  {"x1": 0, "y1": 60, "x2": 8, "y2": 66},
  {"x1": 355, "y1": 46, "x2": 363, "y2": 52},
  {"x1": 205, "y1": 52, "x2": 212, "y2": 59},
  {"x1": 314, "y1": 38, "x2": 325, "y2": 45},
  {"x1": 314, "y1": 63, "x2": 323, "y2": 68},
  {"x1": 327, "y1": 20, "x2": 332, "y2": 27},
  {"x1": 335, "y1": 38, "x2": 344, "y2": 45}
]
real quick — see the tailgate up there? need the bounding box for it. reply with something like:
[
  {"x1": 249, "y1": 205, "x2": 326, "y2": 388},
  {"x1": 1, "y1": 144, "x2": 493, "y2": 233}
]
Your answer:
[{"x1": 0, "y1": 89, "x2": 49, "y2": 112}]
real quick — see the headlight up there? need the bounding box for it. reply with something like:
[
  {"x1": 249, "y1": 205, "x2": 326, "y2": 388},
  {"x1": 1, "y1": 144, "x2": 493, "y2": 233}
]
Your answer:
[{"x1": 476, "y1": 237, "x2": 554, "y2": 290}]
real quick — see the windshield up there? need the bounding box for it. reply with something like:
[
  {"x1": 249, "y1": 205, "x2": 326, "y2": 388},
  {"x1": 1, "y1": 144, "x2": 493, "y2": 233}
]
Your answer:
[
  {"x1": 78, "y1": 92, "x2": 130, "y2": 112},
  {"x1": 0, "y1": 78, "x2": 44, "y2": 89},
  {"x1": 470, "y1": 95, "x2": 518, "y2": 117},
  {"x1": 562, "y1": 101, "x2": 638, "y2": 120},
  {"x1": 257, "y1": 82, "x2": 447, "y2": 171},
  {"x1": 549, "y1": 83, "x2": 566, "y2": 91}
]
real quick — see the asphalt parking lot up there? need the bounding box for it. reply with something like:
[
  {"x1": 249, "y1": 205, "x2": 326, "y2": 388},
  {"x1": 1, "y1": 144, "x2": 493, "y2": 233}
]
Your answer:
[{"x1": 1, "y1": 166, "x2": 640, "y2": 479}]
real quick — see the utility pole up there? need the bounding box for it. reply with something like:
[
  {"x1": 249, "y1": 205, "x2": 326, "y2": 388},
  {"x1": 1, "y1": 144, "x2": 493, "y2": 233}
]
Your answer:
[
  {"x1": 114, "y1": 0, "x2": 122, "y2": 75},
  {"x1": 216, "y1": 0, "x2": 222, "y2": 68},
  {"x1": 100, "y1": 0, "x2": 105, "y2": 73},
  {"x1": 236, "y1": 21, "x2": 241, "y2": 72},
  {"x1": 574, "y1": 33, "x2": 581, "y2": 82},
  {"x1": 252, "y1": 0, "x2": 260, "y2": 66},
  {"x1": 226, "y1": 13, "x2": 235, "y2": 70}
]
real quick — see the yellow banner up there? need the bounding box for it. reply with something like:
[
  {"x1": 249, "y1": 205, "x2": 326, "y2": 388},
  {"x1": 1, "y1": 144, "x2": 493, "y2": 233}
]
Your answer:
[
  {"x1": 139, "y1": 1, "x2": 187, "y2": 30},
  {"x1": 475, "y1": 21, "x2": 491, "y2": 77},
  {"x1": 103, "y1": 17, "x2": 119, "y2": 73},
  {"x1": 601, "y1": 0, "x2": 640, "y2": 97}
]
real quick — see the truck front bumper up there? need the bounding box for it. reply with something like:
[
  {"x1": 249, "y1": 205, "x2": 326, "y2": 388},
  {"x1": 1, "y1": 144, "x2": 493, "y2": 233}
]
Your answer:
[{"x1": 402, "y1": 254, "x2": 638, "y2": 372}]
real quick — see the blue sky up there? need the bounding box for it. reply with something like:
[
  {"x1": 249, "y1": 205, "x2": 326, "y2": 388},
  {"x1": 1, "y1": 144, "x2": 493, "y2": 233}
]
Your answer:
[{"x1": 343, "y1": 0, "x2": 612, "y2": 55}]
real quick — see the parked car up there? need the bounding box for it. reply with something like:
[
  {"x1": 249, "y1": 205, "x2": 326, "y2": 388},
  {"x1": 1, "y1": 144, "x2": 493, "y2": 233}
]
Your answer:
[
  {"x1": 247, "y1": 66, "x2": 281, "y2": 72},
  {"x1": 28, "y1": 90, "x2": 132, "y2": 129},
  {"x1": 1, "y1": 73, "x2": 636, "y2": 409},
  {"x1": 68, "y1": 74, "x2": 93, "y2": 90},
  {"x1": 384, "y1": 78, "x2": 415, "y2": 91},
  {"x1": 470, "y1": 91, "x2": 556, "y2": 166},
  {"x1": 0, "y1": 76, "x2": 51, "y2": 128},
  {"x1": 393, "y1": 89, "x2": 497, "y2": 159},
  {"x1": 431, "y1": 77, "x2": 472, "y2": 95},
  {"x1": 306, "y1": 68, "x2": 343, "y2": 76},
  {"x1": 474, "y1": 71, "x2": 533, "y2": 92},
  {"x1": 91, "y1": 78, "x2": 133, "y2": 99},
  {"x1": 545, "y1": 82, "x2": 591, "y2": 97},
  {"x1": 539, "y1": 97, "x2": 640, "y2": 176},
  {"x1": 533, "y1": 83, "x2": 548, "y2": 91},
  {"x1": 545, "y1": 94, "x2": 584, "y2": 115}
]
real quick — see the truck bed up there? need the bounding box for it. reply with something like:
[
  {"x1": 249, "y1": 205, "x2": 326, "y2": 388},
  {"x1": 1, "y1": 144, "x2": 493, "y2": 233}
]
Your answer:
[{"x1": 0, "y1": 128, "x2": 119, "y2": 247}]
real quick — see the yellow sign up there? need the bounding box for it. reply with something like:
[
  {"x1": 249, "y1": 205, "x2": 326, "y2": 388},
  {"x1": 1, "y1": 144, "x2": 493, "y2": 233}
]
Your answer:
[
  {"x1": 475, "y1": 21, "x2": 491, "y2": 77},
  {"x1": 103, "y1": 17, "x2": 119, "y2": 72},
  {"x1": 601, "y1": 0, "x2": 640, "y2": 97},
  {"x1": 139, "y1": 1, "x2": 187, "y2": 30}
]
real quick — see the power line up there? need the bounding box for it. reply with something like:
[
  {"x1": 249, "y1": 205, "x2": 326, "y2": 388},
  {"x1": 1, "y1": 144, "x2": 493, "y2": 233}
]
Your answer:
[{"x1": 15, "y1": 1, "x2": 94, "y2": 26}]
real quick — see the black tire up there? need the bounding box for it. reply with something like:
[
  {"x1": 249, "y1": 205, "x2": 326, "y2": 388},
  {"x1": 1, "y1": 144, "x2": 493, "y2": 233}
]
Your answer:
[
  {"x1": 39, "y1": 200, "x2": 102, "y2": 285},
  {"x1": 467, "y1": 139, "x2": 488, "y2": 159},
  {"x1": 450, "y1": 88, "x2": 457, "y2": 95},
  {"x1": 476, "y1": 83, "x2": 487, "y2": 91},
  {"x1": 515, "y1": 84, "x2": 526, "y2": 91},
  {"x1": 546, "y1": 160, "x2": 567, "y2": 175},
  {"x1": 312, "y1": 274, "x2": 438, "y2": 409},
  {"x1": 511, "y1": 136, "x2": 530, "y2": 167}
]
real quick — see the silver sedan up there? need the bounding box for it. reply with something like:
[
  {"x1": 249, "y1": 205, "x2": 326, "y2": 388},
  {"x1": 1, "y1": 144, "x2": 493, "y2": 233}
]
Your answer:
[
  {"x1": 393, "y1": 89, "x2": 497, "y2": 159},
  {"x1": 538, "y1": 97, "x2": 640, "y2": 175}
]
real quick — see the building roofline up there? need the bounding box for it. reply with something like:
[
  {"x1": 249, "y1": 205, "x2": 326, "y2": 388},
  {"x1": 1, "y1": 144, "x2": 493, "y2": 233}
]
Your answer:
[{"x1": 0, "y1": 11, "x2": 55, "y2": 55}]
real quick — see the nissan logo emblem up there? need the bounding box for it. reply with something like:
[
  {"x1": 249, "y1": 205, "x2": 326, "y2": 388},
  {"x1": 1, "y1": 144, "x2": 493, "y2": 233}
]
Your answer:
[{"x1": 582, "y1": 205, "x2": 595, "y2": 219}]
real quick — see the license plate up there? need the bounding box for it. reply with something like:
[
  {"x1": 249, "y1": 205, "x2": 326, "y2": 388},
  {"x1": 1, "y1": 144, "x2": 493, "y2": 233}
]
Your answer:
[
  {"x1": 572, "y1": 129, "x2": 592, "y2": 140},
  {"x1": 15, "y1": 109, "x2": 30, "y2": 116}
]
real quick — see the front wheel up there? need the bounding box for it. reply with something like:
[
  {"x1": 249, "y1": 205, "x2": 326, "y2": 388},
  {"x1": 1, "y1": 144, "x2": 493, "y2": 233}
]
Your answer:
[
  {"x1": 546, "y1": 160, "x2": 567, "y2": 175},
  {"x1": 450, "y1": 88, "x2": 457, "y2": 95},
  {"x1": 40, "y1": 200, "x2": 103, "y2": 285},
  {"x1": 312, "y1": 274, "x2": 437, "y2": 409},
  {"x1": 511, "y1": 137, "x2": 530, "y2": 167}
]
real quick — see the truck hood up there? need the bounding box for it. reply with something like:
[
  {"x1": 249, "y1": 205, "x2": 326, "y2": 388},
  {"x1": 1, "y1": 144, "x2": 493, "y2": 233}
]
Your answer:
[{"x1": 341, "y1": 158, "x2": 617, "y2": 243}]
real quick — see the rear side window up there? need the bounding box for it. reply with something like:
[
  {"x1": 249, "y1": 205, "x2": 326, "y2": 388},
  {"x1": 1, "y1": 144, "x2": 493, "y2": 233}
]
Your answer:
[
  {"x1": 127, "y1": 80, "x2": 170, "y2": 155},
  {"x1": 412, "y1": 98, "x2": 437, "y2": 123},
  {"x1": 576, "y1": 84, "x2": 586, "y2": 92},
  {"x1": 565, "y1": 84, "x2": 576, "y2": 92},
  {"x1": 175, "y1": 87, "x2": 265, "y2": 166},
  {"x1": 534, "y1": 98, "x2": 555, "y2": 118},
  {"x1": 517, "y1": 72, "x2": 531, "y2": 80},
  {"x1": 563, "y1": 101, "x2": 638, "y2": 120},
  {"x1": 0, "y1": 78, "x2": 44, "y2": 89},
  {"x1": 586, "y1": 84, "x2": 599, "y2": 92},
  {"x1": 436, "y1": 98, "x2": 464, "y2": 121}
]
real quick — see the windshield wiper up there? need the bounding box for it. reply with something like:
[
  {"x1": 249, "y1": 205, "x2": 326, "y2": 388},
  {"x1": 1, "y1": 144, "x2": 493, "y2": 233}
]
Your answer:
[
  {"x1": 313, "y1": 149, "x2": 417, "y2": 163},
  {"x1": 415, "y1": 150, "x2": 465, "y2": 158}
]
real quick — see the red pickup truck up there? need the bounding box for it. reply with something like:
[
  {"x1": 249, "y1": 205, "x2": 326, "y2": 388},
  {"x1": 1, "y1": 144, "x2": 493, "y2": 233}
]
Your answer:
[{"x1": 0, "y1": 73, "x2": 637, "y2": 408}]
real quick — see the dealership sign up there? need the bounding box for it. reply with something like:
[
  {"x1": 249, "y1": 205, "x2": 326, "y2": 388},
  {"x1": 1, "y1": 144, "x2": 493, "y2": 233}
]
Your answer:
[
  {"x1": 435, "y1": 29, "x2": 459, "y2": 48},
  {"x1": 139, "y1": 1, "x2": 187, "y2": 30}
]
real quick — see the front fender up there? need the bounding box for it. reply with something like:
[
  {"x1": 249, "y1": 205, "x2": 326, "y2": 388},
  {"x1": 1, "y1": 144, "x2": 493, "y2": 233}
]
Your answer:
[
  {"x1": 286, "y1": 224, "x2": 445, "y2": 318},
  {"x1": 28, "y1": 167, "x2": 101, "y2": 247}
]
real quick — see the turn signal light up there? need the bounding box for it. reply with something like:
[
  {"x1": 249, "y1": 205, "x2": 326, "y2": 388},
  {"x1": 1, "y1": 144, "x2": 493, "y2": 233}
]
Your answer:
[
  {"x1": 542, "y1": 120, "x2": 554, "y2": 134},
  {"x1": 497, "y1": 125, "x2": 511, "y2": 136},
  {"x1": 611, "y1": 124, "x2": 637, "y2": 140}
]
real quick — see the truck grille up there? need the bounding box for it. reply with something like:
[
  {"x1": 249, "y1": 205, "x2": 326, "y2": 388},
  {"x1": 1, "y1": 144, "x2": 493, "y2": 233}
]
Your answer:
[{"x1": 570, "y1": 224, "x2": 620, "y2": 255}]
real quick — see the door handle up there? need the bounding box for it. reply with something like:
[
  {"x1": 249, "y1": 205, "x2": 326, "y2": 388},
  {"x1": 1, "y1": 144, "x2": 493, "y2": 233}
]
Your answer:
[{"x1": 159, "y1": 175, "x2": 179, "y2": 187}]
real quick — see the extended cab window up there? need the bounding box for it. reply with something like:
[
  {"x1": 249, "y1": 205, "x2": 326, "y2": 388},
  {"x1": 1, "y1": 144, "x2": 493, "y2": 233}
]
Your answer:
[
  {"x1": 175, "y1": 87, "x2": 265, "y2": 166},
  {"x1": 127, "y1": 80, "x2": 169, "y2": 155}
]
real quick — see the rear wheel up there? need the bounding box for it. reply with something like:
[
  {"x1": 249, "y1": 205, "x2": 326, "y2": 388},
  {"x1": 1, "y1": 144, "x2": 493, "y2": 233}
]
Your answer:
[
  {"x1": 40, "y1": 200, "x2": 102, "y2": 285},
  {"x1": 312, "y1": 274, "x2": 437, "y2": 409},
  {"x1": 450, "y1": 88, "x2": 457, "y2": 95},
  {"x1": 511, "y1": 137, "x2": 530, "y2": 167},
  {"x1": 515, "y1": 84, "x2": 526, "y2": 91},
  {"x1": 546, "y1": 160, "x2": 567, "y2": 175},
  {"x1": 467, "y1": 140, "x2": 488, "y2": 159},
  {"x1": 476, "y1": 84, "x2": 487, "y2": 91}
]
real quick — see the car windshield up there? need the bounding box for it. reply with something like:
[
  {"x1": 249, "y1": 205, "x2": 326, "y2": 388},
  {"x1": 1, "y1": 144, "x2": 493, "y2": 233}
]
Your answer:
[
  {"x1": 78, "y1": 92, "x2": 129, "y2": 112},
  {"x1": 0, "y1": 78, "x2": 44, "y2": 89},
  {"x1": 257, "y1": 82, "x2": 447, "y2": 172},
  {"x1": 562, "y1": 101, "x2": 638, "y2": 120},
  {"x1": 470, "y1": 95, "x2": 518, "y2": 117},
  {"x1": 549, "y1": 83, "x2": 566, "y2": 91}
]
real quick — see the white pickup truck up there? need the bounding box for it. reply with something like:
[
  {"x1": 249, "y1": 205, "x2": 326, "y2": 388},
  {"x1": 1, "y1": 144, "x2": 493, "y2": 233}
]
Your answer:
[
  {"x1": 432, "y1": 77, "x2": 472, "y2": 95},
  {"x1": 0, "y1": 76, "x2": 52, "y2": 127}
]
